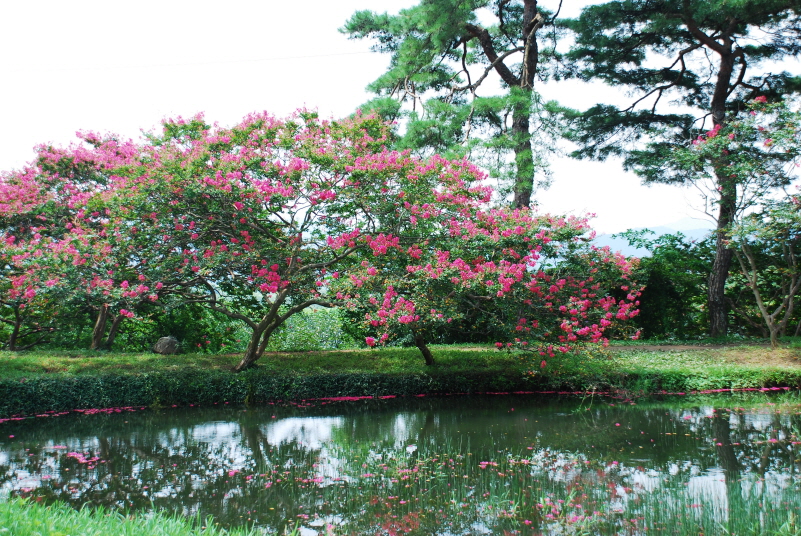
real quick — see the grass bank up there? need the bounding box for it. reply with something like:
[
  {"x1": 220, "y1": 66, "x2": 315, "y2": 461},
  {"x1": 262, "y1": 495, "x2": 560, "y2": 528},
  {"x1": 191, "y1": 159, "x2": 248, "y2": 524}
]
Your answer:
[
  {"x1": 1, "y1": 343, "x2": 800, "y2": 418},
  {"x1": 0, "y1": 498, "x2": 271, "y2": 536}
]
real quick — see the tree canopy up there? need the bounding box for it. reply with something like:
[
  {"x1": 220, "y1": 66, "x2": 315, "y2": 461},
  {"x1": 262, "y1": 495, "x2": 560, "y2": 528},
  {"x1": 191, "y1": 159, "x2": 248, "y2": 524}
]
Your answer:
[{"x1": 342, "y1": 0, "x2": 566, "y2": 208}]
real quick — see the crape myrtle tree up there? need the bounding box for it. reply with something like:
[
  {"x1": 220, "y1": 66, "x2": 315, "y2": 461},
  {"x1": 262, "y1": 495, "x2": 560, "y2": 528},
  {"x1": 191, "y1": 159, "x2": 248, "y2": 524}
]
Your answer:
[
  {"x1": 95, "y1": 110, "x2": 497, "y2": 371},
  {"x1": 2, "y1": 109, "x2": 640, "y2": 368},
  {"x1": 0, "y1": 163, "x2": 67, "y2": 349},
  {"x1": 562, "y1": 0, "x2": 801, "y2": 337},
  {"x1": 0, "y1": 235, "x2": 60, "y2": 350},
  {"x1": 331, "y1": 205, "x2": 640, "y2": 366},
  {"x1": 342, "y1": 0, "x2": 566, "y2": 208},
  {"x1": 0, "y1": 154, "x2": 105, "y2": 350},
  {"x1": 0, "y1": 168, "x2": 52, "y2": 349},
  {"x1": 0, "y1": 134, "x2": 169, "y2": 350}
]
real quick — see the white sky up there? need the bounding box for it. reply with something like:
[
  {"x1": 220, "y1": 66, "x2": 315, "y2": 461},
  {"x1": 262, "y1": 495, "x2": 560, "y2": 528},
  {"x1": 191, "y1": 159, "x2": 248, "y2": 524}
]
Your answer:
[{"x1": 0, "y1": 0, "x2": 709, "y2": 234}]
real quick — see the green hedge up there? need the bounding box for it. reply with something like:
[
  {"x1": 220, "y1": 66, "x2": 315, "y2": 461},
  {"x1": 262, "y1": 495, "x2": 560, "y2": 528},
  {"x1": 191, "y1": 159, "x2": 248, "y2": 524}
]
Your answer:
[
  {"x1": 0, "y1": 370, "x2": 534, "y2": 417},
  {"x1": 2, "y1": 366, "x2": 800, "y2": 418}
]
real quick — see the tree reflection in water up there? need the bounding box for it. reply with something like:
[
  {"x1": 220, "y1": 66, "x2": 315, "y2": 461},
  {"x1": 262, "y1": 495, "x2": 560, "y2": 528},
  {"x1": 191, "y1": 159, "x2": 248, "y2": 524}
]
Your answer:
[{"x1": 1, "y1": 393, "x2": 800, "y2": 535}]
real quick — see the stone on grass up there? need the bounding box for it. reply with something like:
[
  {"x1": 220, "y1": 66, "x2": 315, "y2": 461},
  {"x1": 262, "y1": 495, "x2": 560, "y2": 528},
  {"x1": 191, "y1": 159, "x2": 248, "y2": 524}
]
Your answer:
[{"x1": 153, "y1": 336, "x2": 179, "y2": 355}]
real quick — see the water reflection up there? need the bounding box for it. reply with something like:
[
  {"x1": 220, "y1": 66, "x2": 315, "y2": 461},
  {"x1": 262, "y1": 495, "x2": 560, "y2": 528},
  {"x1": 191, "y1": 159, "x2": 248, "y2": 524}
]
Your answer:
[{"x1": 1, "y1": 393, "x2": 800, "y2": 535}]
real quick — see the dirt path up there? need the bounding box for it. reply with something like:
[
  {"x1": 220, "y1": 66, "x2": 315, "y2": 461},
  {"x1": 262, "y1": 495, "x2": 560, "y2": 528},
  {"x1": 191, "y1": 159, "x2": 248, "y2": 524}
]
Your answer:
[
  {"x1": 609, "y1": 342, "x2": 801, "y2": 368},
  {"x1": 611, "y1": 343, "x2": 771, "y2": 352}
]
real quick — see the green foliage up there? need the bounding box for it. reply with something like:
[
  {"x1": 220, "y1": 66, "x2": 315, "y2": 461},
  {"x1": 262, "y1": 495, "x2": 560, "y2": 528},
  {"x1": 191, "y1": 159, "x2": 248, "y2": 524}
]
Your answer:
[
  {"x1": 670, "y1": 97, "x2": 801, "y2": 343},
  {"x1": 561, "y1": 0, "x2": 801, "y2": 337},
  {"x1": 562, "y1": 0, "x2": 801, "y2": 175},
  {"x1": 731, "y1": 198, "x2": 801, "y2": 345},
  {"x1": 664, "y1": 97, "x2": 801, "y2": 201},
  {"x1": 265, "y1": 307, "x2": 356, "y2": 352},
  {"x1": 122, "y1": 303, "x2": 250, "y2": 354},
  {"x1": 33, "y1": 301, "x2": 250, "y2": 354},
  {"x1": 0, "y1": 498, "x2": 264, "y2": 536},
  {"x1": 616, "y1": 230, "x2": 713, "y2": 339}
]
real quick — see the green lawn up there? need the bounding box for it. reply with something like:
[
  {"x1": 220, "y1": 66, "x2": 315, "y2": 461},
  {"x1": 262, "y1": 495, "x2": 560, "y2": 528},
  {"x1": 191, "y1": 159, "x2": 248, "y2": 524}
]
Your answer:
[
  {"x1": 0, "y1": 344, "x2": 522, "y2": 378},
  {"x1": 2, "y1": 341, "x2": 798, "y2": 378}
]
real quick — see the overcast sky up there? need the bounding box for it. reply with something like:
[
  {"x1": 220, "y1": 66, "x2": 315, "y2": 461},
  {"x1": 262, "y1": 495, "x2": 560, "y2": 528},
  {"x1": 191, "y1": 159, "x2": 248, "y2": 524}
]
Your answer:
[{"x1": 0, "y1": 0, "x2": 710, "y2": 234}]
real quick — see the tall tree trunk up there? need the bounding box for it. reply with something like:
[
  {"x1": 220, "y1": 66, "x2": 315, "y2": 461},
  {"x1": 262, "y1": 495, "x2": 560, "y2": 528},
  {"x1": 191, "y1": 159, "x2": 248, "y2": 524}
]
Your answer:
[
  {"x1": 413, "y1": 332, "x2": 435, "y2": 366},
  {"x1": 90, "y1": 305, "x2": 109, "y2": 350},
  {"x1": 705, "y1": 41, "x2": 738, "y2": 338},
  {"x1": 708, "y1": 184, "x2": 735, "y2": 338},
  {"x1": 511, "y1": 0, "x2": 541, "y2": 209},
  {"x1": 512, "y1": 109, "x2": 534, "y2": 208},
  {"x1": 464, "y1": 0, "x2": 542, "y2": 208}
]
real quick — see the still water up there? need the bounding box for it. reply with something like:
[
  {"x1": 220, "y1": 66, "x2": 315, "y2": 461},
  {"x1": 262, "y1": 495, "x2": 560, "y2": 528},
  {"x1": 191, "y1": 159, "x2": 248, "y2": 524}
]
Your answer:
[{"x1": 1, "y1": 392, "x2": 800, "y2": 535}]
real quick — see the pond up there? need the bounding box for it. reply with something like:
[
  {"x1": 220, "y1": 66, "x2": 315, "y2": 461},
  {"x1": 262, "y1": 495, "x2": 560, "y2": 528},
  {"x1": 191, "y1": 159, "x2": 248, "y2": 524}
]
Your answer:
[{"x1": 1, "y1": 392, "x2": 800, "y2": 535}]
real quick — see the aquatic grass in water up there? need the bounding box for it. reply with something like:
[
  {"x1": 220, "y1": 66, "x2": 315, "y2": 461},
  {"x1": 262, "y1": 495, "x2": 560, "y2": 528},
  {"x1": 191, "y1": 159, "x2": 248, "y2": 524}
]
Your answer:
[{"x1": 1, "y1": 393, "x2": 800, "y2": 535}]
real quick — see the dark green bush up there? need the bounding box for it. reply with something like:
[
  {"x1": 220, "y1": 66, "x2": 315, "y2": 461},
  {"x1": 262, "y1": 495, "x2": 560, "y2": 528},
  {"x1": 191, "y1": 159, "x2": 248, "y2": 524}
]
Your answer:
[{"x1": 614, "y1": 230, "x2": 712, "y2": 339}]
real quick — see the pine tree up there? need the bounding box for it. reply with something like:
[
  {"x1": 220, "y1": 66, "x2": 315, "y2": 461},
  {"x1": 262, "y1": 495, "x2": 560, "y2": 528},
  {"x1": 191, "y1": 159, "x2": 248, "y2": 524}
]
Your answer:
[
  {"x1": 342, "y1": 0, "x2": 565, "y2": 208},
  {"x1": 562, "y1": 0, "x2": 801, "y2": 337}
]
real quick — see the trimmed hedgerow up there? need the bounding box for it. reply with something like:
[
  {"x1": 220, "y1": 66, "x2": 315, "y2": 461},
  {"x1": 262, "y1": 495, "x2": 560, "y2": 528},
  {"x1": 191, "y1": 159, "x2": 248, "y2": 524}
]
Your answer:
[
  {"x1": 0, "y1": 370, "x2": 534, "y2": 417},
  {"x1": 1, "y1": 364, "x2": 800, "y2": 418}
]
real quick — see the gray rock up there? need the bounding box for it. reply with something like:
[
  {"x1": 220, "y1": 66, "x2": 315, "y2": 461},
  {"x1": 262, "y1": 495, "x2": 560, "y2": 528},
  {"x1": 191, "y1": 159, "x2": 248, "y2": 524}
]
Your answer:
[{"x1": 153, "y1": 336, "x2": 179, "y2": 354}]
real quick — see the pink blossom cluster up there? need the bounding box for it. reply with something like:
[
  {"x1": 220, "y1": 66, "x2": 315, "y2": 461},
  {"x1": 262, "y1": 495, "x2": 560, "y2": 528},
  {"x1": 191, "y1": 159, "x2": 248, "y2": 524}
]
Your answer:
[{"x1": 332, "y1": 205, "x2": 640, "y2": 360}]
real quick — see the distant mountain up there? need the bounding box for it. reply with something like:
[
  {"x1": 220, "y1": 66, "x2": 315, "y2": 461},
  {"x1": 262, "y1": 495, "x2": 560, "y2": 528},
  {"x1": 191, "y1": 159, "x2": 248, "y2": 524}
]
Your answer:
[{"x1": 594, "y1": 217, "x2": 715, "y2": 257}]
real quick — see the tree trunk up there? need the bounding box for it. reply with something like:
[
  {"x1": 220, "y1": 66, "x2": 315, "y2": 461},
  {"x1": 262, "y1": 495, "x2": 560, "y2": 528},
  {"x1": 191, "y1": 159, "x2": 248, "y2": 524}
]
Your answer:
[
  {"x1": 769, "y1": 327, "x2": 780, "y2": 350},
  {"x1": 104, "y1": 314, "x2": 124, "y2": 350},
  {"x1": 708, "y1": 219, "x2": 734, "y2": 338},
  {"x1": 235, "y1": 331, "x2": 263, "y2": 372},
  {"x1": 511, "y1": 108, "x2": 534, "y2": 208},
  {"x1": 6, "y1": 308, "x2": 21, "y2": 351},
  {"x1": 511, "y1": 0, "x2": 540, "y2": 209},
  {"x1": 90, "y1": 305, "x2": 109, "y2": 350},
  {"x1": 235, "y1": 326, "x2": 269, "y2": 372},
  {"x1": 413, "y1": 332, "x2": 435, "y2": 366},
  {"x1": 706, "y1": 44, "x2": 738, "y2": 338},
  {"x1": 464, "y1": 0, "x2": 541, "y2": 209}
]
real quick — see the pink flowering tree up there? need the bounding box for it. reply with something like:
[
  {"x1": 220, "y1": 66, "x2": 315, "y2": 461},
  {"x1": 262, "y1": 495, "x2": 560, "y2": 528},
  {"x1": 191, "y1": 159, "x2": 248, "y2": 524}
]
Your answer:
[
  {"x1": 2, "y1": 108, "x2": 640, "y2": 367},
  {"x1": 0, "y1": 233, "x2": 61, "y2": 350},
  {"x1": 331, "y1": 205, "x2": 640, "y2": 366},
  {"x1": 82, "y1": 110, "x2": 491, "y2": 371},
  {"x1": 0, "y1": 134, "x2": 170, "y2": 350},
  {"x1": 0, "y1": 160, "x2": 81, "y2": 349}
]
